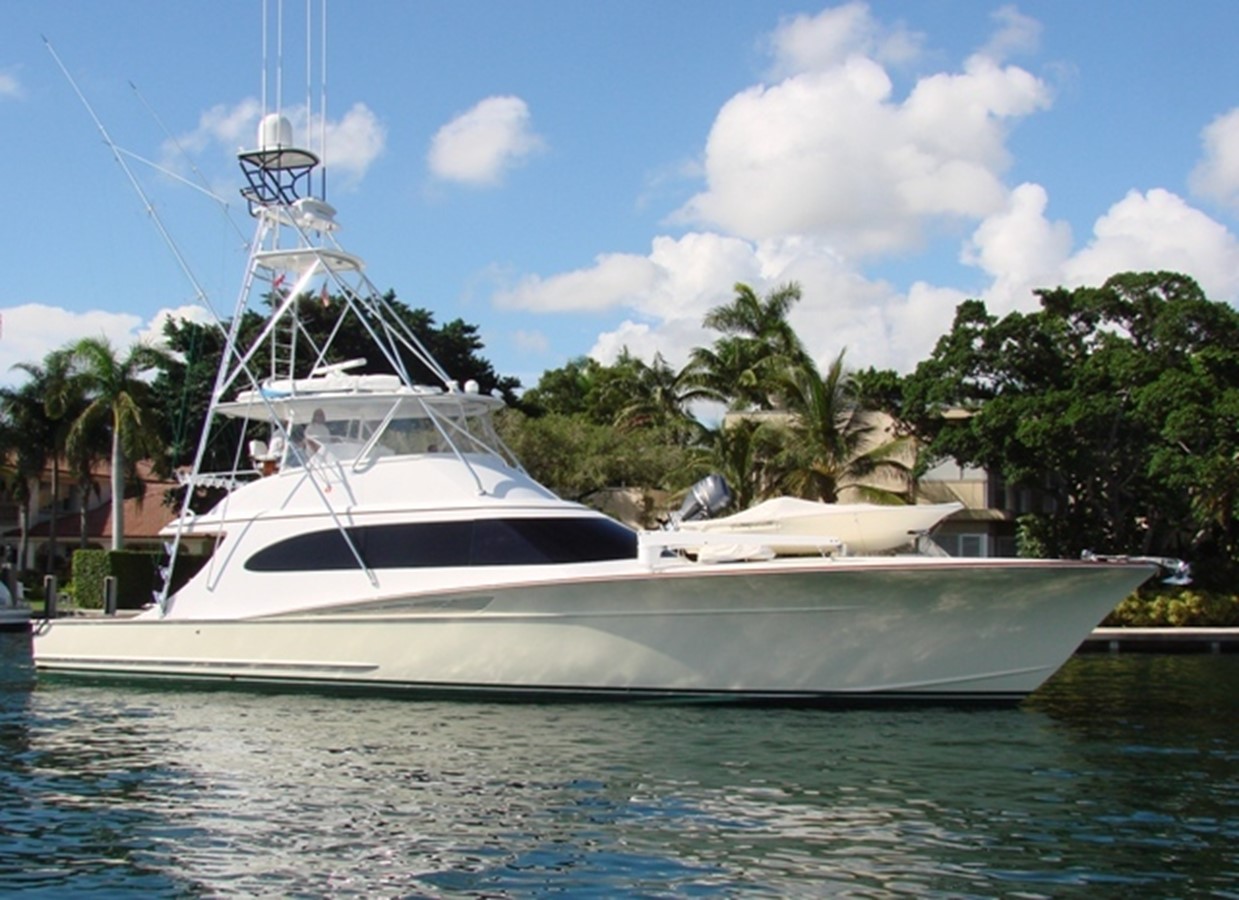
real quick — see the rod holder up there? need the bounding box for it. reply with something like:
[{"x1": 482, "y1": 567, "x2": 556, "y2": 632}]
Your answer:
[{"x1": 43, "y1": 575, "x2": 57, "y2": 619}]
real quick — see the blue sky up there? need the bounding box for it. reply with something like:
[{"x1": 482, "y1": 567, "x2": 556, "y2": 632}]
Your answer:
[{"x1": 2, "y1": 1, "x2": 1238, "y2": 390}]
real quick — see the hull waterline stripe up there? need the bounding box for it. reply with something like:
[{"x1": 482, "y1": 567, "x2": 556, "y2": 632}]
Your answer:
[
  {"x1": 34, "y1": 656, "x2": 1052, "y2": 693},
  {"x1": 35, "y1": 667, "x2": 1031, "y2": 705}
]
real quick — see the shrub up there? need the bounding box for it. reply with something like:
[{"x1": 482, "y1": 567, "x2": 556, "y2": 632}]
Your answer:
[
  {"x1": 71, "y1": 549, "x2": 158, "y2": 610},
  {"x1": 1103, "y1": 588, "x2": 1239, "y2": 627}
]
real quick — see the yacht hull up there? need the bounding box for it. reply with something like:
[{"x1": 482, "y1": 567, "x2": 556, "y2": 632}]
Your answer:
[{"x1": 32, "y1": 559, "x2": 1151, "y2": 703}]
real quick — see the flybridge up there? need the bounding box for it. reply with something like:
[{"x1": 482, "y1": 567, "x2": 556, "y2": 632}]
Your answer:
[{"x1": 220, "y1": 361, "x2": 505, "y2": 424}]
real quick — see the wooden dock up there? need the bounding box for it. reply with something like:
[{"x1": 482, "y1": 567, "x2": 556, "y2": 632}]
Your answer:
[{"x1": 1080, "y1": 627, "x2": 1239, "y2": 654}]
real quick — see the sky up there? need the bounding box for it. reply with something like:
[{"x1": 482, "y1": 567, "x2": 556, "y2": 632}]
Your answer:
[{"x1": 2, "y1": 1, "x2": 1239, "y2": 392}]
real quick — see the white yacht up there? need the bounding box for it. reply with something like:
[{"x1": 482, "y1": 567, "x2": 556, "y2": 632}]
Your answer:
[{"x1": 31, "y1": 113, "x2": 1180, "y2": 704}]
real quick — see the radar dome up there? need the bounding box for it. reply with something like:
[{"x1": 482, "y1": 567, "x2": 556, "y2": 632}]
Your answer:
[{"x1": 258, "y1": 114, "x2": 294, "y2": 150}]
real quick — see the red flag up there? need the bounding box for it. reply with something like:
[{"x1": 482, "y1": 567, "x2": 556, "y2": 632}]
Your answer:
[
  {"x1": 320, "y1": 283, "x2": 330, "y2": 307},
  {"x1": 272, "y1": 273, "x2": 286, "y2": 294}
]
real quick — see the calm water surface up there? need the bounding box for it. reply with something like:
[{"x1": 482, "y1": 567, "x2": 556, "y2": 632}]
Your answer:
[{"x1": 1, "y1": 630, "x2": 1236, "y2": 898}]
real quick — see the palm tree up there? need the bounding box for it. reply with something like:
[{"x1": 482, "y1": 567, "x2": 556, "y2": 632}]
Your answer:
[
  {"x1": 771, "y1": 350, "x2": 913, "y2": 504},
  {"x1": 683, "y1": 282, "x2": 810, "y2": 410},
  {"x1": 0, "y1": 374, "x2": 57, "y2": 573},
  {"x1": 66, "y1": 410, "x2": 109, "y2": 551},
  {"x1": 693, "y1": 417, "x2": 784, "y2": 510},
  {"x1": 613, "y1": 352, "x2": 709, "y2": 445},
  {"x1": 10, "y1": 350, "x2": 83, "y2": 574},
  {"x1": 66, "y1": 338, "x2": 170, "y2": 551}
]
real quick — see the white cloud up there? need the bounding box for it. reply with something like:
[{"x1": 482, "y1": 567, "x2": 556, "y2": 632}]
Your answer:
[
  {"x1": 497, "y1": 6, "x2": 1062, "y2": 375},
  {"x1": 321, "y1": 103, "x2": 387, "y2": 183},
  {"x1": 976, "y1": 5, "x2": 1042, "y2": 64},
  {"x1": 643, "y1": 233, "x2": 764, "y2": 319},
  {"x1": 570, "y1": 232, "x2": 959, "y2": 374},
  {"x1": 525, "y1": 188, "x2": 1239, "y2": 379},
  {"x1": 427, "y1": 96, "x2": 546, "y2": 186},
  {"x1": 676, "y1": 35, "x2": 1050, "y2": 256},
  {"x1": 495, "y1": 233, "x2": 761, "y2": 331},
  {"x1": 1189, "y1": 107, "x2": 1239, "y2": 214},
  {"x1": 590, "y1": 320, "x2": 656, "y2": 364},
  {"x1": 1062, "y1": 189, "x2": 1239, "y2": 300},
  {"x1": 962, "y1": 182, "x2": 1072, "y2": 313},
  {"x1": 494, "y1": 252, "x2": 661, "y2": 313},
  {"x1": 137, "y1": 304, "x2": 217, "y2": 350},
  {"x1": 765, "y1": 2, "x2": 923, "y2": 79},
  {"x1": 0, "y1": 69, "x2": 22, "y2": 100},
  {"x1": 0, "y1": 304, "x2": 219, "y2": 387},
  {"x1": 0, "y1": 305, "x2": 139, "y2": 386}
]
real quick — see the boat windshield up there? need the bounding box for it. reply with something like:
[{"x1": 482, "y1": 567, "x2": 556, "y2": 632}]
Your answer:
[{"x1": 265, "y1": 397, "x2": 512, "y2": 468}]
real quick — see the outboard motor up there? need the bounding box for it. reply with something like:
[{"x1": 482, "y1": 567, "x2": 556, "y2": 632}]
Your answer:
[{"x1": 669, "y1": 474, "x2": 733, "y2": 527}]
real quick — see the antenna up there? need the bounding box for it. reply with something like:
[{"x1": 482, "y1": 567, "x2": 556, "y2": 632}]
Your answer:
[
  {"x1": 260, "y1": 0, "x2": 268, "y2": 115},
  {"x1": 275, "y1": 0, "x2": 284, "y2": 120},
  {"x1": 261, "y1": 0, "x2": 329, "y2": 199},
  {"x1": 305, "y1": 0, "x2": 312, "y2": 166},
  {"x1": 321, "y1": 0, "x2": 329, "y2": 199}
]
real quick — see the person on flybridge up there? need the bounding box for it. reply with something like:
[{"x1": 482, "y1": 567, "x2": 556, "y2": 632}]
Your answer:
[{"x1": 305, "y1": 408, "x2": 330, "y2": 453}]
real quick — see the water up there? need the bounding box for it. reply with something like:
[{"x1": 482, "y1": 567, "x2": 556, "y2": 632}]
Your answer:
[{"x1": 2, "y1": 629, "x2": 1236, "y2": 898}]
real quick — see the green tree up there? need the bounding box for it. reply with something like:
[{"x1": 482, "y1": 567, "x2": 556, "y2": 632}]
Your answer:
[
  {"x1": 612, "y1": 352, "x2": 707, "y2": 444},
  {"x1": 771, "y1": 351, "x2": 913, "y2": 503},
  {"x1": 520, "y1": 354, "x2": 649, "y2": 425},
  {"x1": 900, "y1": 272, "x2": 1239, "y2": 583},
  {"x1": 683, "y1": 282, "x2": 809, "y2": 410},
  {"x1": 690, "y1": 417, "x2": 784, "y2": 510},
  {"x1": 67, "y1": 338, "x2": 171, "y2": 551},
  {"x1": 21, "y1": 350, "x2": 84, "y2": 573},
  {"x1": 496, "y1": 410, "x2": 690, "y2": 503},
  {"x1": 0, "y1": 373, "x2": 56, "y2": 574},
  {"x1": 0, "y1": 350, "x2": 100, "y2": 572},
  {"x1": 518, "y1": 356, "x2": 598, "y2": 418}
]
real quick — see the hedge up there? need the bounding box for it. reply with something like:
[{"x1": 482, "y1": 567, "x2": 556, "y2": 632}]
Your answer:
[
  {"x1": 71, "y1": 549, "x2": 209, "y2": 611},
  {"x1": 1103, "y1": 587, "x2": 1239, "y2": 627}
]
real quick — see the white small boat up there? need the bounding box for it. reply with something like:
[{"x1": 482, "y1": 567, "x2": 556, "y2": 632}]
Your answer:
[
  {"x1": 0, "y1": 584, "x2": 30, "y2": 633},
  {"x1": 680, "y1": 497, "x2": 963, "y2": 555}
]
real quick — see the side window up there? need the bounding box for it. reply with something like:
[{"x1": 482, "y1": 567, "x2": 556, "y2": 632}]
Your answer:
[
  {"x1": 244, "y1": 530, "x2": 358, "y2": 571},
  {"x1": 245, "y1": 517, "x2": 637, "y2": 571},
  {"x1": 472, "y1": 518, "x2": 637, "y2": 564},
  {"x1": 364, "y1": 521, "x2": 472, "y2": 567}
]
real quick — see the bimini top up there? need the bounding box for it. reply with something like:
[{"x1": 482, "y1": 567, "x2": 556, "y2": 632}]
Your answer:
[{"x1": 219, "y1": 359, "x2": 505, "y2": 423}]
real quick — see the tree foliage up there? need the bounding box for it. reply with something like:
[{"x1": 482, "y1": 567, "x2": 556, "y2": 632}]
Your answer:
[
  {"x1": 515, "y1": 282, "x2": 912, "y2": 513},
  {"x1": 682, "y1": 282, "x2": 810, "y2": 410},
  {"x1": 67, "y1": 337, "x2": 171, "y2": 551},
  {"x1": 898, "y1": 272, "x2": 1239, "y2": 584},
  {"x1": 495, "y1": 410, "x2": 692, "y2": 503},
  {"x1": 151, "y1": 291, "x2": 520, "y2": 473},
  {"x1": 770, "y1": 350, "x2": 912, "y2": 503}
]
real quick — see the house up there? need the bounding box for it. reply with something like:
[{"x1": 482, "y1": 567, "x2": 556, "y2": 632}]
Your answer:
[
  {"x1": 0, "y1": 459, "x2": 183, "y2": 572},
  {"x1": 918, "y1": 460, "x2": 1016, "y2": 557}
]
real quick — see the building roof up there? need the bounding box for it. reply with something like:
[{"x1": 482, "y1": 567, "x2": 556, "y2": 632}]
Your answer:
[{"x1": 4, "y1": 461, "x2": 179, "y2": 542}]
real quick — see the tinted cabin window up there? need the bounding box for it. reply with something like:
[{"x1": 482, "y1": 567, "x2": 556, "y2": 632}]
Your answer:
[{"x1": 245, "y1": 517, "x2": 637, "y2": 571}]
